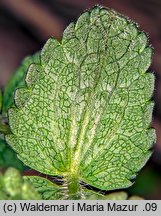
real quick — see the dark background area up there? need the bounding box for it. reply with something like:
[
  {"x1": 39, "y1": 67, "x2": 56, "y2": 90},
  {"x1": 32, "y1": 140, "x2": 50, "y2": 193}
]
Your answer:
[{"x1": 0, "y1": 0, "x2": 161, "y2": 199}]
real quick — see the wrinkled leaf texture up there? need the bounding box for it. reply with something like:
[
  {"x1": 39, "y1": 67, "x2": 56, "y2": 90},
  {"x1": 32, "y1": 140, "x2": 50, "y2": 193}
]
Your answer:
[{"x1": 6, "y1": 6, "x2": 155, "y2": 191}]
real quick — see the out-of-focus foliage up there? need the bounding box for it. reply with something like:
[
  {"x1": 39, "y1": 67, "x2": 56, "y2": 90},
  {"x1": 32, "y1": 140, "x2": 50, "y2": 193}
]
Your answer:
[
  {"x1": 0, "y1": 138, "x2": 24, "y2": 170},
  {"x1": 81, "y1": 189, "x2": 143, "y2": 200},
  {"x1": 0, "y1": 167, "x2": 41, "y2": 200}
]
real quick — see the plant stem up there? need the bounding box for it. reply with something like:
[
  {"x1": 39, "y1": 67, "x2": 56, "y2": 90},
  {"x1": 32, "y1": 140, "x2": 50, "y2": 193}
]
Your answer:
[{"x1": 66, "y1": 174, "x2": 81, "y2": 199}]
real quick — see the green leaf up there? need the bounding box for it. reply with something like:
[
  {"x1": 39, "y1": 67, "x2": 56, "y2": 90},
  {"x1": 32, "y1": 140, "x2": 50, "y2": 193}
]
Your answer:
[
  {"x1": 3, "y1": 167, "x2": 23, "y2": 196},
  {"x1": 0, "y1": 138, "x2": 24, "y2": 170},
  {"x1": 82, "y1": 189, "x2": 143, "y2": 199},
  {"x1": 23, "y1": 176, "x2": 143, "y2": 200},
  {"x1": 82, "y1": 189, "x2": 128, "y2": 200},
  {"x1": 0, "y1": 53, "x2": 37, "y2": 169},
  {"x1": 128, "y1": 195, "x2": 144, "y2": 200},
  {"x1": 24, "y1": 176, "x2": 128, "y2": 200},
  {"x1": 0, "y1": 167, "x2": 41, "y2": 199},
  {"x1": 2, "y1": 53, "x2": 40, "y2": 114},
  {"x1": 6, "y1": 6, "x2": 155, "y2": 192},
  {"x1": 24, "y1": 176, "x2": 63, "y2": 200}
]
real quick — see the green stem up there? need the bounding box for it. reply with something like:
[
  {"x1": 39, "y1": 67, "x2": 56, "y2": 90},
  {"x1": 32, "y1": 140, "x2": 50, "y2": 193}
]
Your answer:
[{"x1": 66, "y1": 175, "x2": 81, "y2": 199}]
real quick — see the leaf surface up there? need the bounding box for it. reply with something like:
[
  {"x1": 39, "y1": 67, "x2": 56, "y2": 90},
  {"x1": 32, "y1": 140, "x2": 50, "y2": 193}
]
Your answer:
[
  {"x1": 6, "y1": 6, "x2": 155, "y2": 190},
  {"x1": 24, "y1": 176, "x2": 62, "y2": 200},
  {"x1": 2, "y1": 53, "x2": 40, "y2": 114}
]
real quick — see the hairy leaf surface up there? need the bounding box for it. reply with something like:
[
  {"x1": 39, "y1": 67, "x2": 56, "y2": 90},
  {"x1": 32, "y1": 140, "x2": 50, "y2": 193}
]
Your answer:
[{"x1": 6, "y1": 6, "x2": 155, "y2": 190}]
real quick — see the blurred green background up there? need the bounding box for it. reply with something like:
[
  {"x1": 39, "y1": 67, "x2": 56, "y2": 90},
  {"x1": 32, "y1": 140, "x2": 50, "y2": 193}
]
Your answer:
[{"x1": 0, "y1": 0, "x2": 161, "y2": 199}]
